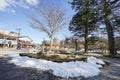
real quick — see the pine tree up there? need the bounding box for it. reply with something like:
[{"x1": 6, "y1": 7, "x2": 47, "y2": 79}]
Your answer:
[
  {"x1": 69, "y1": 0, "x2": 99, "y2": 53},
  {"x1": 98, "y1": 0, "x2": 120, "y2": 55}
]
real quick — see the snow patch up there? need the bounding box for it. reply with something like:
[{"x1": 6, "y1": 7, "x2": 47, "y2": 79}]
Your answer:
[
  {"x1": 8, "y1": 54, "x2": 104, "y2": 78},
  {"x1": 87, "y1": 56, "x2": 105, "y2": 68}
]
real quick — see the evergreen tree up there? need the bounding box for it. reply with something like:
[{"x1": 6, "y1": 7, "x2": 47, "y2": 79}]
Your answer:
[
  {"x1": 98, "y1": 0, "x2": 120, "y2": 55},
  {"x1": 69, "y1": 0, "x2": 99, "y2": 53},
  {"x1": 69, "y1": 0, "x2": 120, "y2": 55}
]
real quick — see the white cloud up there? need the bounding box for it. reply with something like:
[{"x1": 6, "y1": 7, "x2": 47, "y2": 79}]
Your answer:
[
  {"x1": 7, "y1": 8, "x2": 16, "y2": 14},
  {"x1": 9, "y1": 0, "x2": 29, "y2": 9},
  {"x1": 0, "y1": 0, "x2": 39, "y2": 12},
  {"x1": 0, "y1": 0, "x2": 10, "y2": 11},
  {"x1": 26, "y1": 0, "x2": 38, "y2": 6},
  {"x1": 10, "y1": 9, "x2": 15, "y2": 14}
]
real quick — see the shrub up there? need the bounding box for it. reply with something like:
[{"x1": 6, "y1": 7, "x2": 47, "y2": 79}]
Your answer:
[
  {"x1": 19, "y1": 53, "x2": 38, "y2": 58},
  {"x1": 76, "y1": 56, "x2": 87, "y2": 61},
  {"x1": 37, "y1": 51, "x2": 44, "y2": 56},
  {"x1": 49, "y1": 55, "x2": 59, "y2": 59}
]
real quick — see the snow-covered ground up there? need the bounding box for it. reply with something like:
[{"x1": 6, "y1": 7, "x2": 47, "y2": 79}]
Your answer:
[
  {"x1": 117, "y1": 51, "x2": 120, "y2": 54},
  {"x1": 8, "y1": 54, "x2": 105, "y2": 78}
]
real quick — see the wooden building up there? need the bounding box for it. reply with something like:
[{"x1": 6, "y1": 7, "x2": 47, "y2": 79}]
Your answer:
[{"x1": 19, "y1": 36, "x2": 33, "y2": 48}]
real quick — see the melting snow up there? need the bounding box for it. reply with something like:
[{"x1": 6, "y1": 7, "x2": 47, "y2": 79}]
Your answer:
[{"x1": 8, "y1": 54, "x2": 105, "y2": 78}]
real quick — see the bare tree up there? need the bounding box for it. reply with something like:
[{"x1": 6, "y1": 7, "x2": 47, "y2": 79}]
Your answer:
[{"x1": 28, "y1": 5, "x2": 67, "y2": 51}]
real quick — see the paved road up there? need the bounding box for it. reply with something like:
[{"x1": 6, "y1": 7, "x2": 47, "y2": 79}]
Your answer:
[
  {"x1": 0, "y1": 48, "x2": 29, "y2": 56},
  {"x1": 0, "y1": 53, "x2": 120, "y2": 80},
  {"x1": 0, "y1": 57, "x2": 58, "y2": 80}
]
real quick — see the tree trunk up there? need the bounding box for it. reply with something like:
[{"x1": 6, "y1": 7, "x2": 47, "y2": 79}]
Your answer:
[
  {"x1": 84, "y1": 26, "x2": 88, "y2": 53},
  {"x1": 104, "y1": 17, "x2": 117, "y2": 55},
  {"x1": 102, "y1": 0, "x2": 117, "y2": 55},
  {"x1": 84, "y1": 1, "x2": 89, "y2": 54},
  {"x1": 75, "y1": 40, "x2": 78, "y2": 51},
  {"x1": 50, "y1": 35, "x2": 54, "y2": 52}
]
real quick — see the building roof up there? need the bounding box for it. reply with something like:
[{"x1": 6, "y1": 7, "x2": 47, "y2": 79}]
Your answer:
[
  {"x1": 0, "y1": 29, "x2": 19, "y2": 38},
  {"x1": 19, "y1": 36, "x2": 33, "y2": 42}
]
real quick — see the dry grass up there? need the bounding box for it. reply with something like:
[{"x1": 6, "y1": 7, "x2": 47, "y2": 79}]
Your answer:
[
  {"x1": 44, "y1": 53, "x2": 73, "y2": 59},
  {"x1": 20, "y1": 52, "x2": 87, "y2": 63}
]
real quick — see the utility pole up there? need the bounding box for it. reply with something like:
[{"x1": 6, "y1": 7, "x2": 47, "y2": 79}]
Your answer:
[{"x1": 16, "y1": 28, "x2": 21, "y2": 49}]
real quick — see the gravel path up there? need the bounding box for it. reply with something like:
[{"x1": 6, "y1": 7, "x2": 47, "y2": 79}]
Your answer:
[{"x1": 0, "y1": 55, "x2": 120, "y2": 80}]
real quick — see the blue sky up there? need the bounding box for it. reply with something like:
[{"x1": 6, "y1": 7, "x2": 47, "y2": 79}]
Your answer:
[{"x1": 0, "y1": 0, "x2": 75, "y2": 43}]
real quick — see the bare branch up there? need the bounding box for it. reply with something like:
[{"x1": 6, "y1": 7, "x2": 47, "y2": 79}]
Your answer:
[{"x1": 28, "y1": 4, "x2": 67, "y2": 50}]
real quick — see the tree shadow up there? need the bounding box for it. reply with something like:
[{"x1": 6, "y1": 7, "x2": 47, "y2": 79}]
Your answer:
[{"x1": 0, "y1": 57, "x2": 58, "y2": 80}]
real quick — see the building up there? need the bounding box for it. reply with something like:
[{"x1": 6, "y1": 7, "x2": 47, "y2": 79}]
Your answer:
[
  {"x1": 0, "y1": 29, "x2": 18, "y2": 48},
  {"x1": 19, "y1": 36, "x2": 33, "y2": 48}
]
